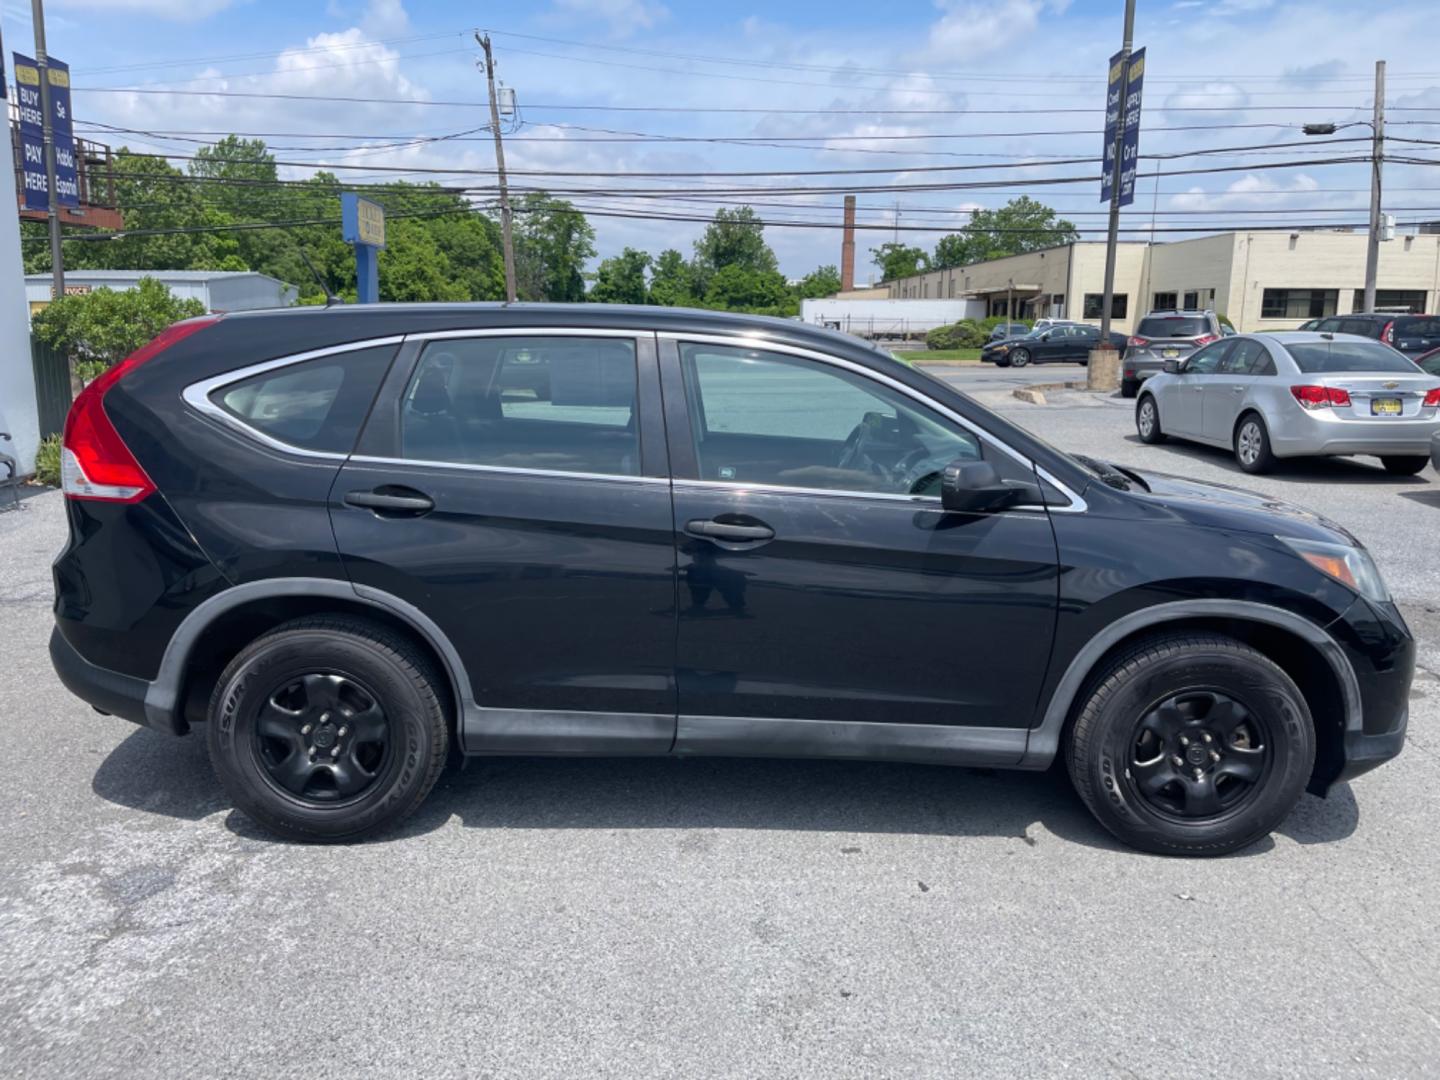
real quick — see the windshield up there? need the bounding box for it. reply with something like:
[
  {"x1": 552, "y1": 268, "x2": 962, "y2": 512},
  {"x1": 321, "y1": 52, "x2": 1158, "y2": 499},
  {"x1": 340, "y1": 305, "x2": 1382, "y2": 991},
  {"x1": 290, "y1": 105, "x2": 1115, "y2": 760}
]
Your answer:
[
  {"x1": 1288, "y1": 341, "x2": 1420, "y2": 373},
  {"x1": 1137, "y1": 316, "x2": 1209, "y2": 338}
]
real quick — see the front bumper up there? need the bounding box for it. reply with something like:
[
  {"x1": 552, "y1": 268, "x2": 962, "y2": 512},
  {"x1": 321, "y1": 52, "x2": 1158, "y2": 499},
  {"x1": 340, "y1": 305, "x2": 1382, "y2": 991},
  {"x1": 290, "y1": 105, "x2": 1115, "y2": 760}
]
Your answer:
[
  {"x1": 1314, "y1": 596, "x2": 1413, "y2": 792},
  {"x1": 49, "y1": 627, "x2": 184, "y2": 736}
]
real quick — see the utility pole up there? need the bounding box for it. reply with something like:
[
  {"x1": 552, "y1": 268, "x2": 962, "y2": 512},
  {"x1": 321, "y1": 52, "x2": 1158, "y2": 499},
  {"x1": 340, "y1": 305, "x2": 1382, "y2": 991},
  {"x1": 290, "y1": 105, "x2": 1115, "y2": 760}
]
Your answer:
[
  {"x1": 477, "y1": 33, "x2": 516, "y2": 303},
  {"x1": 31, "y1": 0, "x2": 64, "y2": 297},
  {"x1": 1098, "y1": 0, "x2": 1136, "y2": 346},
  {"x1": 1363, "y1": 59, "x2": 1385, "y2": 313}
]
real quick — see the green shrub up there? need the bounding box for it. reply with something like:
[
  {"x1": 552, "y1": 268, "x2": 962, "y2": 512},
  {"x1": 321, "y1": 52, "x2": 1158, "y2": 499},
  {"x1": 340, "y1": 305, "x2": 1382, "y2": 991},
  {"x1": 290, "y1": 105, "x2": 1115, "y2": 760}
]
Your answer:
[
  {"x1": 33, "y1": 433, "x2": 62, "y2": 488},
  {"x1": 927, "y1": 319, "x2": 987, "y2": 351}
]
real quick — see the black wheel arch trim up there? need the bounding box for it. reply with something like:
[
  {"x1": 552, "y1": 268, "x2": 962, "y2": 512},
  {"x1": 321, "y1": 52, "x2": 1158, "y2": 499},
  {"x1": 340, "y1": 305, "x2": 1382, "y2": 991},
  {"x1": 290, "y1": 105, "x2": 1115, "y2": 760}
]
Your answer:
[
  {"x1": 142, "y1": 577, "x2": 477, "y2": 735},
  {"x1": 1021, "y1": 598, "x2": 1362, "y2": 768}
]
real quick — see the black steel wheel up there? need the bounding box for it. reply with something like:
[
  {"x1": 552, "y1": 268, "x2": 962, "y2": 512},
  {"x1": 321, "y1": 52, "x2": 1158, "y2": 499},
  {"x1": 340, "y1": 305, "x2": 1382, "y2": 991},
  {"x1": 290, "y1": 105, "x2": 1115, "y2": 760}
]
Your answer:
[
  {"x1": 252, "y1": 672, "x2": 392, "y2": 805},
  {"x1": 1066, "y1": 632, "x2": 1314, "y2": 856},
  {"x1": 207, "y1": 615, "x2": 449, "y2": 841},
  {"x1": 1125, "y1": 690, "x2": 1271, "y2": 821}
]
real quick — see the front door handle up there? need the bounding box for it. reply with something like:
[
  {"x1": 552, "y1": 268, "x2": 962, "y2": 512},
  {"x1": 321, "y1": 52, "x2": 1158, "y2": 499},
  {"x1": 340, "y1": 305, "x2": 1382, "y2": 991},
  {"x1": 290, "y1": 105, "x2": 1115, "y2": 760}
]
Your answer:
[
  {"x1": 345, "y1": 488, "x2": 435, "y2": 514},
  {"x1": 685, "y1": 518, "x2": 775, "y2": 542}
]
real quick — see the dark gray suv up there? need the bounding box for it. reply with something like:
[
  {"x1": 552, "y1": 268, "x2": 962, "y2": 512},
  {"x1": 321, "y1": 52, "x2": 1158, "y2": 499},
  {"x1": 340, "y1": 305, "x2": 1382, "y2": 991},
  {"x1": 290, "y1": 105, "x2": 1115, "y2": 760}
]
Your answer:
[{"x1": 1122, "y1": 310, "x2": 1224, "y2": 397}]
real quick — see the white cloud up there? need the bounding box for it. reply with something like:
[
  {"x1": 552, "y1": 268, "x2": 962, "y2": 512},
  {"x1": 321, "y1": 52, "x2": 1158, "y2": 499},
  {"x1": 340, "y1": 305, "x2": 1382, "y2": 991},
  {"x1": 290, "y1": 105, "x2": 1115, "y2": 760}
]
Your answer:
[
  {"x1": 1170, "y1": 174, "x2": 1322, "y2": 212},
  {"x1": 49, "y1": 0, "x2": 235, "y2": 19},
  {"x1": 361, "y1": 0, "x2": 408, "y2": 37},
  {"x1": 551, "y1": 0, "x2": 669, "y2": 36}
]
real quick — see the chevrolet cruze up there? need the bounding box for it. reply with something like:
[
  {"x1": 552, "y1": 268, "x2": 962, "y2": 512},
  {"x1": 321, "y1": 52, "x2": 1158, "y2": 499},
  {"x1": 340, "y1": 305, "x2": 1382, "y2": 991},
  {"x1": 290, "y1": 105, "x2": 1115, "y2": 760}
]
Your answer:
[{"x1": 50, "y1": 305, "x2": 1411, "y2": 855}]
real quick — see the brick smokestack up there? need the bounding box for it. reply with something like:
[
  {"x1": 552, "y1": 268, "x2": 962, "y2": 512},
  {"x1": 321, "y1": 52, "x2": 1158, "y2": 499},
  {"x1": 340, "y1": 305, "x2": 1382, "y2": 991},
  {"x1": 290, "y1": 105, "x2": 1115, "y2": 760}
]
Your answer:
[{"x1": 840, "y1": 195, "x2": 856, "y2": 291}]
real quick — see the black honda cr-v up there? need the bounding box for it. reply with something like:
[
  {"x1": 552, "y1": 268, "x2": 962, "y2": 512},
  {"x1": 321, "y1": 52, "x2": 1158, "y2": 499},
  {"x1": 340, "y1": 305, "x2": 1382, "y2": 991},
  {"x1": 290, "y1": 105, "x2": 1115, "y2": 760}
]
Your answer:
[{"x1": 49, "y1": 304, "x2": 1411, "y2": 855}]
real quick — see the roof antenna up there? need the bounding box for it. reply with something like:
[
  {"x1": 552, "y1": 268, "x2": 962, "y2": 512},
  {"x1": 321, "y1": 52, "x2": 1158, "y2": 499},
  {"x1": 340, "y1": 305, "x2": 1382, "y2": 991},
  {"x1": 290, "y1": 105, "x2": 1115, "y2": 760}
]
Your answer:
[{"x1": 297, "y1": 249, "x2": 342, "y2": 307}]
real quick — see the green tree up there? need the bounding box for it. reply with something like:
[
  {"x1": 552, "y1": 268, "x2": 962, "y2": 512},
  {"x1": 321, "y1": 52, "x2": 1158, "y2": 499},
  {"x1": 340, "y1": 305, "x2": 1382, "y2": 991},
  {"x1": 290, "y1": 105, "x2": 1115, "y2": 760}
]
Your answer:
[
  {"x1": 871, "y1": 242, "x2": 929, "y2": 282},
  {"x1": 514, "y1": 192, "x2": 596, "y2": 302},
  {"x1": 648, "y1": 248, "x2": 695, "y2": 306},
  {"x1": 691, "y1": 206, "x2": 778, "y2": 296},
  {"x1": 589, "y1": 247, "x2": 652, "y2": 305},
  {"x1": 796, "y1": 264, "x2": 842, "y2": 299},
  {"x1": 31, "y1": 278, "x2": 206, "y2": 382},
  {"x1": 931, "y1": 197, "x2": 1080, "y2": 269},
  {"x1": 703, "y1": 265, "x2": 793, "y2": 312}
]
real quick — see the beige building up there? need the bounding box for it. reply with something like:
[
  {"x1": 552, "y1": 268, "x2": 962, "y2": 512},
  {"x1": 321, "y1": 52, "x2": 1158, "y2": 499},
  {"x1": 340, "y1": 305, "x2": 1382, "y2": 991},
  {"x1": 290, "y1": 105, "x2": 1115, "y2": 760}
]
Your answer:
[{"x1": 882, "y1": 231, "x2": 1440, "y2": 334}]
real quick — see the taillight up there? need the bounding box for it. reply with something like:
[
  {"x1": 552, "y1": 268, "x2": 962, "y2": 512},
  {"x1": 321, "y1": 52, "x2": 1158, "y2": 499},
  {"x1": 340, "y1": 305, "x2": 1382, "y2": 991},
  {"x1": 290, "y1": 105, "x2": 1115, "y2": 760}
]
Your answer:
[
  {"x1": 1423, "y1": 387, "x2": 1440, "y2": 407},
  {"x1": 61, "y1": 316, "x2": 218, "y2": 503},
  {"x1": 1290, "y1": 384, "x2": 1351, "y2": 410},
  {"x1": 1128, "y1": 336, "x2": 1149, "y2": 347},
  {"x1": 1192, "y1": 333, "x2": 1219, "y2": 346},
  {"x1": 1383, "y1": 321, "x2": 1395, "y2": 344}
]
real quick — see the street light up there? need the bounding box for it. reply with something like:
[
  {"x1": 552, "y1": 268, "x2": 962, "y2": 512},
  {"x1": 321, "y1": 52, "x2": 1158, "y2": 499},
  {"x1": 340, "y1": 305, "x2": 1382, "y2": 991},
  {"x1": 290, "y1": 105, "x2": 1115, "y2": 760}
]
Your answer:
[{"x1": 1302, "y1": 60, "x2": 1384, "y2": 314}]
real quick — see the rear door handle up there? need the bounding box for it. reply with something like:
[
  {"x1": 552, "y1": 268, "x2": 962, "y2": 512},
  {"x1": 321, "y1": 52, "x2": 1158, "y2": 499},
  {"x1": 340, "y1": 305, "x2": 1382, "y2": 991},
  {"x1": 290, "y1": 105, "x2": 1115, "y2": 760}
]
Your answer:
[
  {"x1": 345, "y1": 488, "x2": 435, "y2": 513},
  {"x1": 685, "y1": 519, "x2": 775, "y2": 542}
]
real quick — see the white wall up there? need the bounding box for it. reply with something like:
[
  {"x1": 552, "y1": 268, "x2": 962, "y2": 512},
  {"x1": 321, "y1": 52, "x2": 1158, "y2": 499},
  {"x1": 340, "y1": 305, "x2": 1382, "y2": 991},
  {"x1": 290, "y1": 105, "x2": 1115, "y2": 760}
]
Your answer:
[{"x1": 0, "y1": 111, "x2": 40, "y2": 476}]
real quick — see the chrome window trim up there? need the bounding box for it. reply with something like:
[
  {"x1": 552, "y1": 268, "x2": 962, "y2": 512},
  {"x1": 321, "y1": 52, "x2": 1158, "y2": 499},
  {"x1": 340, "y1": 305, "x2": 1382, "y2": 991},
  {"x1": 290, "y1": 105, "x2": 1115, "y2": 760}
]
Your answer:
[
  {"x1": 660, "y1": 330, "x2": 1088, "y2": 513},
  {"x1": 181, "y1": 335, "x2": 406, "y2": 460},
  {"x1": 348, "y1": 454, "x2": 666, "y2": 486},
  {"x1": 406, "y1": 327, "x2": 649, "y2": 342},
  {"x1": 671, "y1": 478, "x2": 1049, "y2": 518}
]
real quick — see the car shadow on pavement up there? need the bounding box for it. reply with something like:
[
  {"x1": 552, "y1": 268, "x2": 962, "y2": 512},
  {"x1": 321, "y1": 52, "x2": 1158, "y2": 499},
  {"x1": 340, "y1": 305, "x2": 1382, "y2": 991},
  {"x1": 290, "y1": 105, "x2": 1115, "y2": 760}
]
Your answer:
[
  {"x1": 92, "y1": 729, "x2": 1361, "y2": 857},
  {"x1": 1118, "y1": 434, "x2": 1433, "y2": 486}
]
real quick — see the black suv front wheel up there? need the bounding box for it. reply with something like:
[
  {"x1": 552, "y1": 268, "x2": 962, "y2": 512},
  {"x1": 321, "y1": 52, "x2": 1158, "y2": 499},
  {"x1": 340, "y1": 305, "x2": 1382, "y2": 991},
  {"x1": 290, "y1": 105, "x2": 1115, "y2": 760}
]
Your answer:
[
  {"x1": 1066, "y1": 633, "x2": 1314, "y2": 856},
  {"x1": 207, "y1": 615, "x2": 449, "y2": 841}
]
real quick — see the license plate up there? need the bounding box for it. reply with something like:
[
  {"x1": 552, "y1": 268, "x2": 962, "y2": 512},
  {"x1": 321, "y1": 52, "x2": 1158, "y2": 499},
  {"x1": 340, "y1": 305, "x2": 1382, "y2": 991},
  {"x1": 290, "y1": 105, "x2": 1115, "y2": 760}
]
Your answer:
[
  {"x1": 1163, "y1": 348, "x2": 1179, "y2": 359},
  {"x1": 1371, "y1": 397, "x2": 1402, "y2": 416}
]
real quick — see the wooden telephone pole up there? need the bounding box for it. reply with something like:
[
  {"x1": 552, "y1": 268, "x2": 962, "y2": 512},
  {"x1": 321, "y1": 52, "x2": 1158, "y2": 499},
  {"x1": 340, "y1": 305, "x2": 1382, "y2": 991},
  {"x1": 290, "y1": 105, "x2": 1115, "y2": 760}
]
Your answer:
[{"x1": 477, "y1": 34, "x2": 517, "y2": 303}]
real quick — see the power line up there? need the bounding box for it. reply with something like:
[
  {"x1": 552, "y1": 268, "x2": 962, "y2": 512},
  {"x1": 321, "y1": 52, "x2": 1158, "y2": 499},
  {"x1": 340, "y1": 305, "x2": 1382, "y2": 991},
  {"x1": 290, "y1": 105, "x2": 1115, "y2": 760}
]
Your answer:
[{"x1": 68, "y1": 85, "x2": 1440, "y2": 115}]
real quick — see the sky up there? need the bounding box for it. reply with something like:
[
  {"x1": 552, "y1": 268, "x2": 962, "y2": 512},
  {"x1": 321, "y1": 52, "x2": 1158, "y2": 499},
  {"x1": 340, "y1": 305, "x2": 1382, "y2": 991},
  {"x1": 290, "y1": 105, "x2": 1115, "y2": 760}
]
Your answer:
[{"x1": 3, "y1": 0, "x2": 1439, "y2": 282}]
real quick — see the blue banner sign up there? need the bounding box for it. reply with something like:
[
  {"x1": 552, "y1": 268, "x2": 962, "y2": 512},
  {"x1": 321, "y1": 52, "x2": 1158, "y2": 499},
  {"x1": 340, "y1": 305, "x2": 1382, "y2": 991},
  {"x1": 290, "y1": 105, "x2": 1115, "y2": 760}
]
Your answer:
[
  {"x1": 1100, "y1": 46, "x2": 1145, "y2": 208},
  {"x1": 12, "y1": 53, "x2": 79, "y2": 210}
]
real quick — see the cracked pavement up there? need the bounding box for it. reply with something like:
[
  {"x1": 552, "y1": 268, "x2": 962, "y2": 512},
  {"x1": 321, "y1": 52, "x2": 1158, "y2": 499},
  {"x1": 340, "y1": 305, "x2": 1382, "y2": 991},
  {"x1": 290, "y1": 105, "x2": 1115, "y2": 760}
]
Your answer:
[{"x1": 2, "y1": 381, "x2": 1439, "y2": 1078}]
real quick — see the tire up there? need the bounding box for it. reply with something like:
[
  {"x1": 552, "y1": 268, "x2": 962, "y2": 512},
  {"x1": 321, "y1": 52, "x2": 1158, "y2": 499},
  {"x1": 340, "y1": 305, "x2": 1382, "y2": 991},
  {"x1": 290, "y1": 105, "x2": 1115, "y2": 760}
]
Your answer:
[
  {"x1": 994, "y1": 356, "x2": 1012, "y2": 368},
  {"x1": 1120, "y1": 378, "x2": 1139, "y2": 399},
  {"x1": 1380, "y1": 455, "x2": 1427, "y2": 476},
  {"x1": 1010, "y1": 347, "x2": 1031, "y2": 367},
  {"x1": 1136, "y1": 395, "x2": 1166, "y2": 444},
  {"x1": 206, "y1": 615, "x2": 449, "y2": 842},
  {"x1": 1066, "y1": 632, "x2": 1315, "y2": 857},
  {"x1": 1234, "y1": 412, "x2": 1276, "y2": 474}
]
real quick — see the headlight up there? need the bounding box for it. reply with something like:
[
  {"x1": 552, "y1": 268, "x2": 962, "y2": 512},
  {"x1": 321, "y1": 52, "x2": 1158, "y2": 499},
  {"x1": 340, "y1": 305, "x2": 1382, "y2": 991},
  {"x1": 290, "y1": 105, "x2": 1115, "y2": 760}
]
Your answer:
[
  {"x1": 1278, "y1": 536, "x2": 1390, "y2": 602},
  {"x1": 993, "y1": 344, "x2": 1010, "y2": 352}
]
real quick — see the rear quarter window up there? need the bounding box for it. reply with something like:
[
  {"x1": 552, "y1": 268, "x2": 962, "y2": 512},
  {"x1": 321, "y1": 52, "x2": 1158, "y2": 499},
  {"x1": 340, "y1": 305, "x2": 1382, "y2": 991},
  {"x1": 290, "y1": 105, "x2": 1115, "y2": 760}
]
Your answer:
[
  {"x1": 213, "y1": 344, "x2": 397, "y2": 453},
  {"x1": 1287, "y1": 341, "x2": 1419, "y2": 374}
]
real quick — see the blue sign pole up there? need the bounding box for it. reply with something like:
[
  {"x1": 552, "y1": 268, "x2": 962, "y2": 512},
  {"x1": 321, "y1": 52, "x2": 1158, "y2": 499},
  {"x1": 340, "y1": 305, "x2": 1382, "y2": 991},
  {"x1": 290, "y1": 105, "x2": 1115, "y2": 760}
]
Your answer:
[{"x1": 340, "y1": 192, "x2": 386, "y2": 304}]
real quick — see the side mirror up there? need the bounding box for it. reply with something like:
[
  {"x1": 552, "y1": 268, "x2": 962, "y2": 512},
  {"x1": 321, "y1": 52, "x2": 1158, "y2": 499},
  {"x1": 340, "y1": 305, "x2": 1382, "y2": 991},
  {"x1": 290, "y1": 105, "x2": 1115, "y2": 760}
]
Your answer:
[
  {"x1": 940, "y1": 460, "x2": 1043, "y2": 513},
  {"x1": 1040, "y1": 332, "x2": 1051, "y2": 341},
  {"x1": 1163, "y1": 359, "x2": 1181, "y2": 374}
]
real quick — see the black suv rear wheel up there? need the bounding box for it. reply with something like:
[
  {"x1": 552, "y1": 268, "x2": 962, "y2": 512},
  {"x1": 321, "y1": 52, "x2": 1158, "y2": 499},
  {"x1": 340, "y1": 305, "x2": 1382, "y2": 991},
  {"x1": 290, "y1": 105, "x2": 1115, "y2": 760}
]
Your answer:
[
  {"x1": 1066, "y1": 633, "x2": 1314, "y2": 856},
  {"x1": 206, "y1": 616, "x2": 449, "y2": 841}
]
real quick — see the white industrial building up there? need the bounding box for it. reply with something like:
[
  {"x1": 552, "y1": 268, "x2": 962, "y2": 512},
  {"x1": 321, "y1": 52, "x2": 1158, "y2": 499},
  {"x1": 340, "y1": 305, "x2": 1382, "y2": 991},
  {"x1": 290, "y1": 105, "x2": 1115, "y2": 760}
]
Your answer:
[
  {"x1": 878, "y1": 230, "x2": 1440, "y2": 333},
  {"x1": 25, "y1": 269, "x2": 298, "y2": 316}
]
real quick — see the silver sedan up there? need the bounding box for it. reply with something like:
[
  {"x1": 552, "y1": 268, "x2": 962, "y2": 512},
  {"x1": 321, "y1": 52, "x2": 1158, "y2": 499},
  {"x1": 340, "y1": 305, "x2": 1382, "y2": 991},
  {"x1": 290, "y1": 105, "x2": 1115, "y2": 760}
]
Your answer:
[{"x1": 1134, "y1": 332, "x2": 1440, "y2": 475}]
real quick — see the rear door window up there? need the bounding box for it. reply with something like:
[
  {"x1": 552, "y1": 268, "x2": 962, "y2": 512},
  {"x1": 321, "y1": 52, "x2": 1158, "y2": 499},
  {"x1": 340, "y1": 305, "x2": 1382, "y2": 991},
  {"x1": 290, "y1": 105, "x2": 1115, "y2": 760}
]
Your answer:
[
  {"x1": 399, "y1": 336, "x2": 640, "y2": 476},
  {"x1": 213, "y1": 344, "x2": 397, "y2": 453},
  {"x1": 1219, "y1": 339, "x2": 1270, "y2": 375},
  {"x1": 1288, "y1": 341, "x2": 1420, "y2": 373},
  {"x1": 1137, "y1": 316, "x2": 1209, "y2": 338}
]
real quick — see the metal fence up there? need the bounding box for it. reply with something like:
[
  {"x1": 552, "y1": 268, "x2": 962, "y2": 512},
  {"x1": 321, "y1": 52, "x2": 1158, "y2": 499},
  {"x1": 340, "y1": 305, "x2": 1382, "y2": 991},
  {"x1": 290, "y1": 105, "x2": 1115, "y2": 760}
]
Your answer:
[{"x1": 30, "y1": 334, "x2": 71, "y2": 440}]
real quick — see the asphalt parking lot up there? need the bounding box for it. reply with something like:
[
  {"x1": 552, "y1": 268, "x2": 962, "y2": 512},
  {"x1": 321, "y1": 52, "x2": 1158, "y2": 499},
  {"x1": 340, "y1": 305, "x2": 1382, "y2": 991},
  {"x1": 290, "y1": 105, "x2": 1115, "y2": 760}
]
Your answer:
[{"x1": 3, "y1": 376, "x2": 1439, "y2": 1079}]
